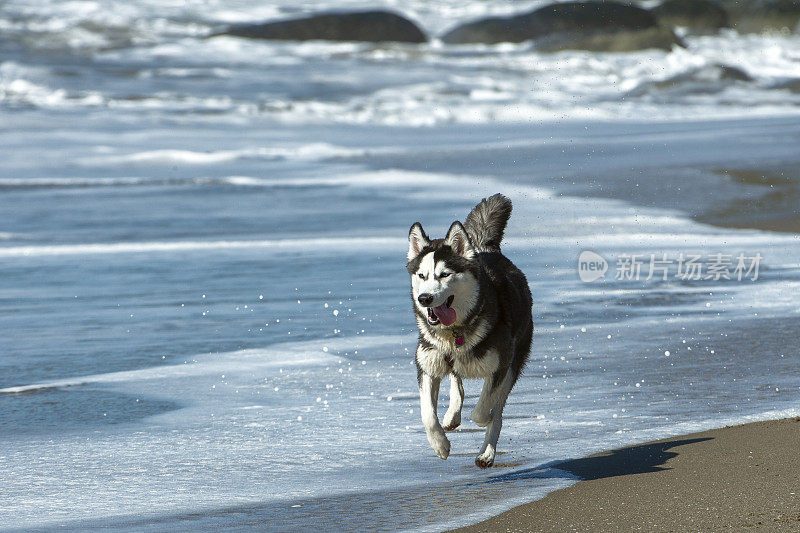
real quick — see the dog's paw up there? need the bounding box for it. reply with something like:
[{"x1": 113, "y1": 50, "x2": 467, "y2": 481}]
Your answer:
[
  {"x1": 470, "y1": 408, "x2": 492, "y2": 428},
  {"x1": 475, "y1": 446, "x2": 495, "y2": 468},
  {"x1": 427, "y1": 430, "x2": 451, "y2": 460},
  {"x1": 442, "y1": 409, "x2": 461, "y2": 431}
]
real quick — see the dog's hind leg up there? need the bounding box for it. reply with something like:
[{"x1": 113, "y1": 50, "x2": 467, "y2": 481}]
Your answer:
[
  {"x1": 470, "y1": 377, "x2": 495, "y2": 427},
  {"x1": 442, "y1": 373, "x2": 464, "y2": 431},
  {"x1": 419, "y1": 373, "x2": 450, "y2": 460},
  {"x1": 475, "y1": 369, "x2": 514, "y2": 468}
]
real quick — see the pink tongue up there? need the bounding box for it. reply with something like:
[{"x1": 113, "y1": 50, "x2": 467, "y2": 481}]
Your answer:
[{"x1": 432, "y1": 303, "x2": 456, "y2": 327}]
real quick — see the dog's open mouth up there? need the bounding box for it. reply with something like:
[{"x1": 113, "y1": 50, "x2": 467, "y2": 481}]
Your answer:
[{"x1": 426, "y1": 295, "x2": 456, "y2": 327}]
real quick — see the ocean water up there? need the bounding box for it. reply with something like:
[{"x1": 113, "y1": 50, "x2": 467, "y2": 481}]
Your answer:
[{"x1": 2, "y1": 1, "x2": 800, "y2": 531}]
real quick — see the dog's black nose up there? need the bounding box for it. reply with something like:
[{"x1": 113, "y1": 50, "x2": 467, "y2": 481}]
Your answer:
[{"x1": 417, "y1": 293, "x2": 434, "y2": 306}]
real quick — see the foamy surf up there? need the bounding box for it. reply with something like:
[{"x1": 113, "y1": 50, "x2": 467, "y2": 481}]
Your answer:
[
  {"x1": 75, "y1": 144, "x2": 366, "y2": 166},
  {"x1": 0, "y1": 338, "x2": 356, "y2": 394},
  {"x1": 4, "y1": 15, "x2": 800, "y2": 123},
  {"x1": 0, "y1": 236, "x2": 404, "y2": 257}
]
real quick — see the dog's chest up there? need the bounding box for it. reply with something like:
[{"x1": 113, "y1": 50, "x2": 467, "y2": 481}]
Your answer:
[
  {"x1": 418, "y1": 318, "x2": 501, "y2": 378},
  {"x1": 417, "y1": 341, "x2": 499, "y2": 379},
  {"x1": 452, "y1": 348, "x2": 499, "y2": 379}
]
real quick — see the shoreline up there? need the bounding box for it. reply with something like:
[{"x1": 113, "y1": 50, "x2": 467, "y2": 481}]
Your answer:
[
  {"x1": 453, "y1": 418, "x2": 800, "y2": 532},
  {"x1": 358, "y1": 115, "x2": 800, "y2": 238}
]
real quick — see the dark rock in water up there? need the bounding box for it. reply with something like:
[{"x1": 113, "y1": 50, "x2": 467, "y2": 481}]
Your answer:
[
  {"x1": 536, "y1": 27, "x2": 681, "y2": 53},
  {"x1": 771, "y1": 78, "x2": 800, "y2": 92},
  {"x1": 441, "y1": 1, "x2": 682, "y2": 51},
  {"x1": 626, "y1": 64, "x2": 753, "y2": 98},
  {"x1": 722, "y1": 0, "x2": 800, "y2": 16},
  {"x1": 714, "y1": 64, "x2": 754, "y2": 82},
  {"x1": 219, "y1": 11, "x2": 427, "y2": 43},
  {"x1": 650, "y1": 0, "x2": 729, "y2": 32},
  {"x1": 718, "y1": 0, "x2": 800, "y2": 32},
  {"x1": 765, "y1": 0, "x2": 800, "y2": 14}
]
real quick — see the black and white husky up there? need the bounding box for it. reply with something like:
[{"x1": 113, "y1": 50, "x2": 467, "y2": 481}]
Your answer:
[{"x1": 406, "y1": 194, "x2": 533, "y2": 468}]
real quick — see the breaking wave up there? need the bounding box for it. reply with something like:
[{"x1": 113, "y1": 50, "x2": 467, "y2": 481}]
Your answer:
[
  {"x1": 3, "y1": 24, "x2": 800, "y2": 124},
  {"x1": 0, "y1": 236, "x2": 404, "y2": 257}
]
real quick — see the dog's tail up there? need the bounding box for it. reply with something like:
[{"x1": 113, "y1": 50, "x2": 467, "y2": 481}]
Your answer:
[{"x1": 464, "y1": 193, "x2": 512, "y2": 253}]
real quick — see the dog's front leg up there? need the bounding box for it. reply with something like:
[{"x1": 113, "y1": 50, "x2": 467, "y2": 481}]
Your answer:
[
  {"x1": 442, "y1": 373, "x2": 464, "y2": 431},
  {"x1": 419, "y1": 372, "x2": 450, "y2": 459}
]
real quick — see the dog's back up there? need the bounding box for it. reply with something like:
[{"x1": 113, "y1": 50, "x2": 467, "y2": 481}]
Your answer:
[
  {"x1": 479, "y1": 250, "x2": 532, "y2": 379},
  {"x1": 466, "y1": 194, "x2": 533, "y2": 381}
]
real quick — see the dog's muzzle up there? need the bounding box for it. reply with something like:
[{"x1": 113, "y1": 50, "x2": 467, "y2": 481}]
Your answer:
[{"x1": 423, "y1": 295, "x2": 456, "y2": 326}]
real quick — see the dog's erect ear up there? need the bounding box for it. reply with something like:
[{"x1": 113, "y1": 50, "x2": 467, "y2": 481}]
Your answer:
[
  {"x1": 408, "y1": 223, "x2": 431, "y2": 261},
  {"x1": 445, "y1": 221, "x2": 475, "y2": 260}
]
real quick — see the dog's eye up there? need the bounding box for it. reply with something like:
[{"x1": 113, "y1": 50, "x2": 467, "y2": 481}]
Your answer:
[
  {"x1": 418, "y1": 273, "x2": 425, "y2": 279},
  {"x1": 439, "y1": 272, "x2": 451, "y2": 279}
]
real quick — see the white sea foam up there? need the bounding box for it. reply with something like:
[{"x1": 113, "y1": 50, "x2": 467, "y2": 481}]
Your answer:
[
  {"x1": 76, "y1": 143, "x2": 365, "y2": 166},
  {"x1": 2, "y1": 228, "x2": 790, "y2": 259},
  {"x1": 225, "y1": 168, "x2": 553, "y2": 194},
  {"x1": 0, "y1": 339, "x2": 348, "y2": 394},
  {"x1": 0, "y1": 177, "x2": 159, "y2": 188},
  {"x1": 505, "y1": 231, "x2": 800, "y2": 249},
  {"x1": 0, "y1": 236, "x2": 404, "y2": 258},
  {"x1": 0, "y1": 168, "x2": 556, "y2": 197}
]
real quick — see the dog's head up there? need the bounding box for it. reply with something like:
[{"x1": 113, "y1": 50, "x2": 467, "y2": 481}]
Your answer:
[{"x1": 406, "y1": 221, "x2": 479, "y2": 328}]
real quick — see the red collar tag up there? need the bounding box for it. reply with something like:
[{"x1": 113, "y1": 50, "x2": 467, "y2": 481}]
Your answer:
[{"x1": 455, "y1": 336, "x2": 464, "y2": 346}]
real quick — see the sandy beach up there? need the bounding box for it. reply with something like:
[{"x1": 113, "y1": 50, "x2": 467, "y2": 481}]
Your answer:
[{"x1": 455, "y1": 418, "x2": 800, "y2": 532}]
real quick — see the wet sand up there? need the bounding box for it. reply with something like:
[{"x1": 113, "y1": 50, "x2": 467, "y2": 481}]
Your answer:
[
  {"x1": 454, "y1": 418, "x2": 800, "y2": 532},
  {"x1": 698, "y1": 168, "x2": 800, "y2": 234}
]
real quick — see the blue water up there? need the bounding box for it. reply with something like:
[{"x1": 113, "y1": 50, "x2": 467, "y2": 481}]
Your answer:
[{"x1": 2, "y1": 1, "x2": 800, "y2": 530}]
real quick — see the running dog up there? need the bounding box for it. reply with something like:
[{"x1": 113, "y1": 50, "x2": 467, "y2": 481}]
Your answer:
[{"x1": 406, "y1": 193, "x2": 533, "y2": 468}]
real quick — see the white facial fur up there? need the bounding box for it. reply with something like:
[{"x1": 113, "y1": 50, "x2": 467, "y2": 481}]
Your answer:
[{"x1": 411, "y1": 252, "x2": 479, "y2": 325}]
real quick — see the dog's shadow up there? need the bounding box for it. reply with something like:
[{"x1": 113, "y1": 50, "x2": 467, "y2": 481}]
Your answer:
[{"x1": 485, "y1": 437, "x2": 712, "y2": 483}]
